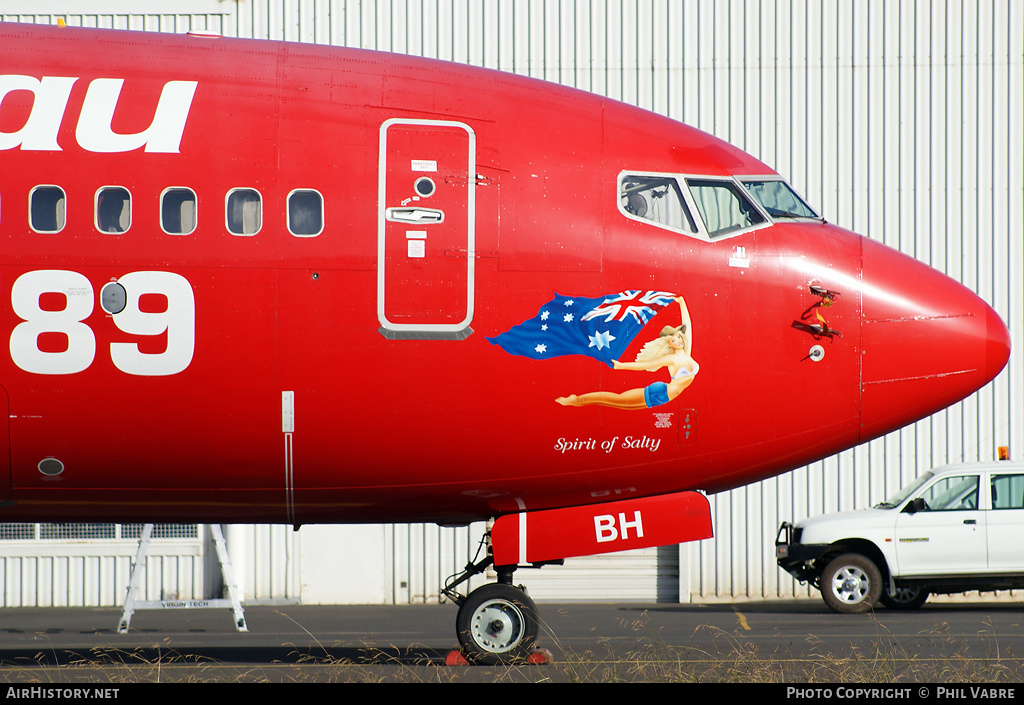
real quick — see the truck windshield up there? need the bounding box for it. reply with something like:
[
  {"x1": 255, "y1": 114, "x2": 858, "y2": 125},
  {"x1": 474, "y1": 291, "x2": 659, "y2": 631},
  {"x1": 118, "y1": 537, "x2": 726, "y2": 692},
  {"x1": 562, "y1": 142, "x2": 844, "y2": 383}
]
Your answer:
[{"x1": 875, "y1": 472, "x2": 934, "y2": 509}]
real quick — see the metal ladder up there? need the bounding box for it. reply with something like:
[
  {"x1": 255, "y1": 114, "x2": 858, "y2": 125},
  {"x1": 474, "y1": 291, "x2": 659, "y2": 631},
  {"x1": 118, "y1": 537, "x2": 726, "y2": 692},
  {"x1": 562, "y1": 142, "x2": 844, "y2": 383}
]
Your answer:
[{"x1": 118, "y1": 524, "x2": 248, "y2": 633}]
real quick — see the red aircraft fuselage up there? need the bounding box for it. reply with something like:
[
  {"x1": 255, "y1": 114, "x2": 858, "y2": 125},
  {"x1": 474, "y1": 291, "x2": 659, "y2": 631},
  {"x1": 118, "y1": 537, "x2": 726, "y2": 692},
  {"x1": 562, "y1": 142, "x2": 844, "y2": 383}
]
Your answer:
[{"x1": 0, "y1": 24, "x2": 1010, "y2": 539}]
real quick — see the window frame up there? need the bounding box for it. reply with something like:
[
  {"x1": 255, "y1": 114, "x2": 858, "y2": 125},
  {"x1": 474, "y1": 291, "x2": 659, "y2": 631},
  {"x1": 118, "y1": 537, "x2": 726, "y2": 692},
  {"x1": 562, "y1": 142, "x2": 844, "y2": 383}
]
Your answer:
[
  {"x1": 287, "y1": 188, "x2": 325, "y2": 238},
  {"x1": 915, "y1": 474, "x2": 981, "y2": 512},
  {"x1": 990, "y1": 472, "x2": 1024, "y2": 511},
  {"x1": 29, "y1": 185, "x2": 67, "y2": 234},
  {"x1": 617, "y1": 171, "x2": 773, "y2": 241},
  {"x1": 225, "y1": 187, "x2": 263, "y2": 237},
  {"x1": 683, "y1": 175, "x2": 771, "y2": 240},
  {"x1": 160, "y1": 186, "x2": 198, "y2": 236},
  {"x1": 617, "y1": 171, "x2": 703, "y2": 239},
  {"x1": 95, "y1": 185, "x2": 132, "y2": 234},
  {"x1": 736, "y1": 175, "x2": 823, "y2": 222}
]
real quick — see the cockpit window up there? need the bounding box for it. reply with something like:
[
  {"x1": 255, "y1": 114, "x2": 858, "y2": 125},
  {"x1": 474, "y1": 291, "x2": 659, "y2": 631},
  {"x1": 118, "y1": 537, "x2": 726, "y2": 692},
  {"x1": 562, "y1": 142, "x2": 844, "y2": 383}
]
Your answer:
[
  {"x1": 740, "y1": 178, "x2": 820, "y2": 220},
  {"x1": 685, "y1": 178, "x2": 767, "y2": 238},
  {"x1": 619, "y1": 174, "x2": 697, "y2": 235}
]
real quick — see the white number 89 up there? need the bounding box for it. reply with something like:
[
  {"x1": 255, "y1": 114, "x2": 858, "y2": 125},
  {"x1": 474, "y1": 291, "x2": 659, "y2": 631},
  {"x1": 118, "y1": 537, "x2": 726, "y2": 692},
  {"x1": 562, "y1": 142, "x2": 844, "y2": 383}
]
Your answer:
[{"x1": 10, "y1": 270, "x2": 195, "y2": 376}]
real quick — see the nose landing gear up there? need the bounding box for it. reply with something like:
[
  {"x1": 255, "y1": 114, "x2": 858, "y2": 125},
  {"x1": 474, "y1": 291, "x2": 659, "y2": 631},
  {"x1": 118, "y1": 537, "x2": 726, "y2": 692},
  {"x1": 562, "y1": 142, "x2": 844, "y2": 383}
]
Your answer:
[
  {"x1": 455, "y1": 582, "x2": 538, "y2": 664},
  {"x1": 443, "y1": 548, "x2": 540, "y2": 664}
]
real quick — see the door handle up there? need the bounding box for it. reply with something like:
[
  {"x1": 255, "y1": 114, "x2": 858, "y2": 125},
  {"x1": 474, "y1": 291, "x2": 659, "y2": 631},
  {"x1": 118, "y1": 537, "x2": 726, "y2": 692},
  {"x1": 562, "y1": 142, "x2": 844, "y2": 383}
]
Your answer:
[
  {"x1": 964, "y1": 519, "x2": 977, "y2": 525},
  {"x1": 386, "y1": 207, "x2": 445, "y2": 224}
]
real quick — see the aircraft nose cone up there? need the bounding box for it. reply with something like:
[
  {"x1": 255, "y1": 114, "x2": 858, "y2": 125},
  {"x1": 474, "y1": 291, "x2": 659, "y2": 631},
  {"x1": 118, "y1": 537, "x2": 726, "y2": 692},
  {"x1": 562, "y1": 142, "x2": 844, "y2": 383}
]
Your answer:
[{"x1": 859, "y1": 238, "x2": 1010, "y2": 442}]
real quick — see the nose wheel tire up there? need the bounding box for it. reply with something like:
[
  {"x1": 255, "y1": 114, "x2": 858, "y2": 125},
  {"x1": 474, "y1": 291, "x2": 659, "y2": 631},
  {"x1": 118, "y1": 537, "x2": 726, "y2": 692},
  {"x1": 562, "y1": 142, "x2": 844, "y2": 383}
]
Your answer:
[
  {"x1": 820, "y1": 553, "x2": 882, "y2": 614},
  {"x1": 456, "y1": 583, "x2": 539, "y2": 664}
]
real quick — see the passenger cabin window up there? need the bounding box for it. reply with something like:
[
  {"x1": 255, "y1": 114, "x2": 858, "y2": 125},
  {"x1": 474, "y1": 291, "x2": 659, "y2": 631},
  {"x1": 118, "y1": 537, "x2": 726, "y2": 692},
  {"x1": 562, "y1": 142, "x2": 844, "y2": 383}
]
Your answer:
[
  {"x1": 619, "y1": 174, "x2": 697, "y2": 234},
  {"x1": 288, "y1": 189, "x2": 324, "y2": 237},
  {"x1": 30, "y1": 186, "x2": 66, "y2": 233},
  {"x1": 96, "y1": 187, "x2": 131, "y2": 233},
  {"x1": 161, "y1": 187, "x2": 197, "y2": 235},
  {"x1": 685, "y1": 178, "x2": 767, "y2": 239},
  {"x1": 740, "y1": 179, "x2": 820, "y2": 220},
  {"x1": 226, "y1": 188, "x2": 262, "y2": 236}
]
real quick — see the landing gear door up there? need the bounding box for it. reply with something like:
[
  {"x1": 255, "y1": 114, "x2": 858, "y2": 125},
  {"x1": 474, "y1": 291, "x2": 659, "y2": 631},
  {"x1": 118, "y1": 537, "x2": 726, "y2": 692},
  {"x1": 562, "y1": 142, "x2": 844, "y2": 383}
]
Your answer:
[{"x1": 378, "y1": 119, "x2": 475, "y2": 340}]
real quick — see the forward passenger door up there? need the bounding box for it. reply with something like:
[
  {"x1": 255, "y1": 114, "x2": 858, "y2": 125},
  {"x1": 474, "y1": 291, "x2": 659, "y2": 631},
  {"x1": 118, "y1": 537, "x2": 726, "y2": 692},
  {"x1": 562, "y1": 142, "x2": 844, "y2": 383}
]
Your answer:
[{"x1": 377, "y1": 119, "x2": 475, "y2": 340}]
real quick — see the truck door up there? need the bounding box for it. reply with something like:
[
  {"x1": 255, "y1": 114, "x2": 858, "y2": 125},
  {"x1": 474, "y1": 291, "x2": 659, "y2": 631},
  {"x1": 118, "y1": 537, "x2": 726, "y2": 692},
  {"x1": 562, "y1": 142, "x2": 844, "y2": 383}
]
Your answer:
[{"x1": 894, "y1": 473, "x2": 987, "y2": 574}]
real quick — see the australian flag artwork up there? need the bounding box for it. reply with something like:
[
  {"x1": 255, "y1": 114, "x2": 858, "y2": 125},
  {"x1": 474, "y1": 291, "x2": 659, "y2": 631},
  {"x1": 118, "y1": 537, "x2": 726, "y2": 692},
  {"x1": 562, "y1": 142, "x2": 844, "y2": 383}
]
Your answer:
[{"x1": 487, "y1": 290, "x2": 676, "y2": 368}]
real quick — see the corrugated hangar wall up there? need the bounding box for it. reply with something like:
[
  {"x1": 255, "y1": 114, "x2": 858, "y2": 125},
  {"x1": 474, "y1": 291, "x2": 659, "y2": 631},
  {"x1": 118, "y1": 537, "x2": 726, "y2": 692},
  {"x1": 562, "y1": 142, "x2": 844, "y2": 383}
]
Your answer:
[{"x1": 0, "y1": 1, "x2": 1020, "y2": 606}]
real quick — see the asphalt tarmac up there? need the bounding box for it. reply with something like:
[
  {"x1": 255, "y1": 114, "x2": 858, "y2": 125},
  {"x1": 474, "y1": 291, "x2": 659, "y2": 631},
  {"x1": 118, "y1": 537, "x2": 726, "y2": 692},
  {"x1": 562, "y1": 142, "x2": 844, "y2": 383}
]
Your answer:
[{"x1": 0, "y1": 598, "x2": 1022, "y2": 683}]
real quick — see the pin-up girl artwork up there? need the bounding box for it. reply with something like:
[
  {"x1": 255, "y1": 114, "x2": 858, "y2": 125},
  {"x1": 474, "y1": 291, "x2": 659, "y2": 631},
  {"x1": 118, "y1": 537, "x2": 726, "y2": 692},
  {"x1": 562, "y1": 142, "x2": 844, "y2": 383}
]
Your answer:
[{"x1": 555, "y1": 296, "x2": 698, "y2": 410}]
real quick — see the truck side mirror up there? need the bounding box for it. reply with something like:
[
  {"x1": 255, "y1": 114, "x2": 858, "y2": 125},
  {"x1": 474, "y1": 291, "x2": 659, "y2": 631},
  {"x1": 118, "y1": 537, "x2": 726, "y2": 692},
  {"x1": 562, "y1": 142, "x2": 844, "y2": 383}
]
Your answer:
[{"x1": 904, "y1": 497, "x2": 926, "y2": 514}]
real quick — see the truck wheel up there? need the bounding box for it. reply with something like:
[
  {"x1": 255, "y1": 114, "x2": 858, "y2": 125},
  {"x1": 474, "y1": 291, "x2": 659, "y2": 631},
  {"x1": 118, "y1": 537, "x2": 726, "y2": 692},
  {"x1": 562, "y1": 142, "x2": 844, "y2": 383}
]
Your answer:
[
  {"x1": 820, "y1": 554, "x2": 882, "y2": 613},
  {"x1": 880, "y1": 585, "x2": 929, "y2": 610}
]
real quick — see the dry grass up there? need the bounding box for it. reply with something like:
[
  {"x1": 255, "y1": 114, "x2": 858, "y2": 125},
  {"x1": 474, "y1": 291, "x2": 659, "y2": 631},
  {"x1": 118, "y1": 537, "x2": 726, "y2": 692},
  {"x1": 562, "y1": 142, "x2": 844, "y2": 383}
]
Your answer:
[{"x1": 1, "y1": 612, "x2": 1021, "y2": 683}]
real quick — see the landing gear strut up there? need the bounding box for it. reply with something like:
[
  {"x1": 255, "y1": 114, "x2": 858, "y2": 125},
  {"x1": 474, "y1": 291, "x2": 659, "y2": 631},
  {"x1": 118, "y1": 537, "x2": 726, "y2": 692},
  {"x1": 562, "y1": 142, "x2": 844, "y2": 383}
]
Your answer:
[{"x1": 443, "y1": 544, "x2": 539, "y2": 664}]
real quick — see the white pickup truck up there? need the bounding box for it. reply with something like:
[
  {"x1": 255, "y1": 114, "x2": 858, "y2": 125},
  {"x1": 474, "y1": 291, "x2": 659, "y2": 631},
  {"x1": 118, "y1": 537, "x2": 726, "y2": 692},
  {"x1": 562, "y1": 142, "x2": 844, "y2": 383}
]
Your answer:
[{"x1": 776, "y1": 461, "x2": 1024, "y2": 613}]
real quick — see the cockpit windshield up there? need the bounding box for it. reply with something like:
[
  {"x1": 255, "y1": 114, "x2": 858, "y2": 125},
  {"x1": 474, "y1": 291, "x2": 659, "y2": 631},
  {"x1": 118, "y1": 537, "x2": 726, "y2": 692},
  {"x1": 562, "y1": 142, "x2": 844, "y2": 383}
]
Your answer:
[
  {"x1": 686, "y1": 178, "x2": 767, "y2": 238},
  {"x1": 740, "y1": 179, "x2": 821, "y2": 220},
  {"x1": 620, "y1": 174, "x2": 697, "y2": 235},
  {"x1": 618, "y1": 172, "x2": 820, "y2": 241}
]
